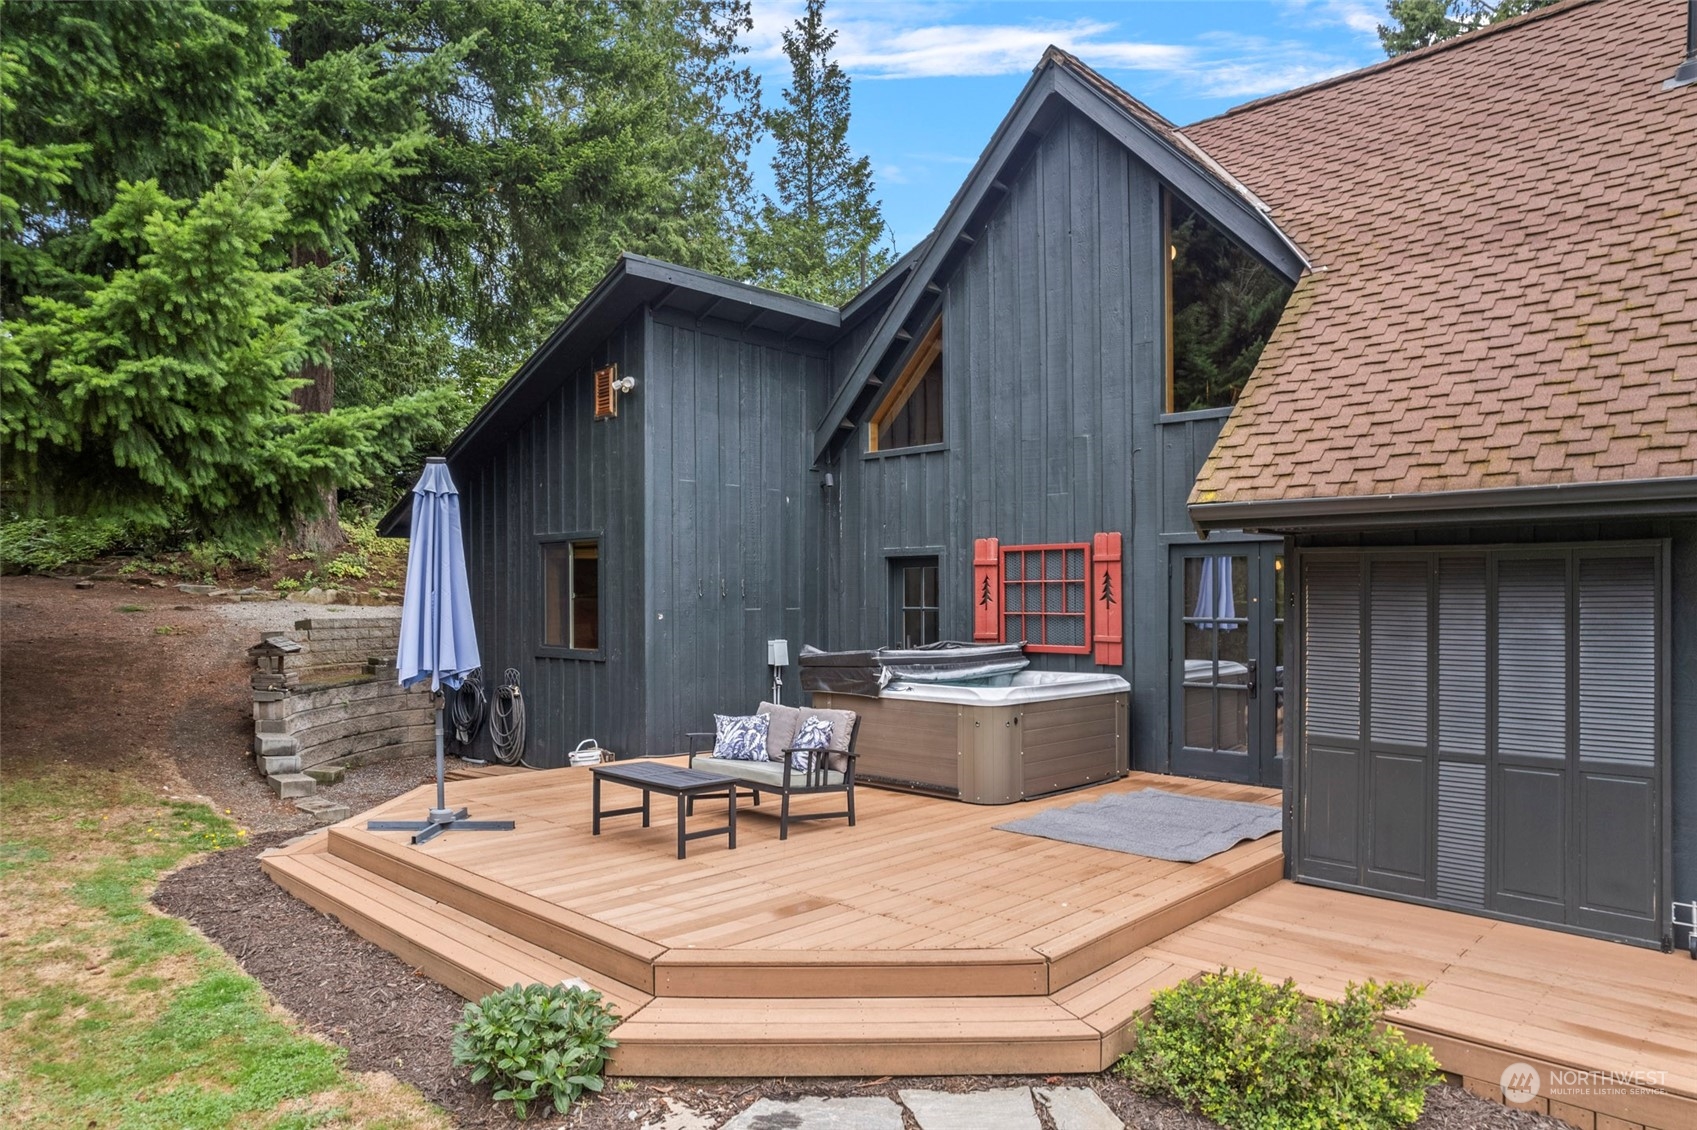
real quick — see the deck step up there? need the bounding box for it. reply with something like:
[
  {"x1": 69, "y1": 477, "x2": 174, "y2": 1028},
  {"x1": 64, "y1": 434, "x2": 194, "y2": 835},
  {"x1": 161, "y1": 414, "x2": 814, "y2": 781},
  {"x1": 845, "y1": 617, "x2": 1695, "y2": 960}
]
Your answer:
[
  {"x1": 609, "y1": 993, "x2": 1103, "y2": 1077},
  {"x1": 262, "y1": 845, "x2": 652, "y2": 1018}
]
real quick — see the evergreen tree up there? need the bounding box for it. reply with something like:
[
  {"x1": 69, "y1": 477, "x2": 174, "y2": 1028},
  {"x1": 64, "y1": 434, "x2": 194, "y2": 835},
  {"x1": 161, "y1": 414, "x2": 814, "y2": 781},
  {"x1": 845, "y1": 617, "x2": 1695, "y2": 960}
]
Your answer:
[
  {"x1": 1, "y1": 1, "x2": 453, "y2": 544},
  {"x1": 1378, "y1": 0, "x2": 1558, "y2": 57},
  {"x1": 744, "y1": 0, "x2": 891, "y2": 305}
]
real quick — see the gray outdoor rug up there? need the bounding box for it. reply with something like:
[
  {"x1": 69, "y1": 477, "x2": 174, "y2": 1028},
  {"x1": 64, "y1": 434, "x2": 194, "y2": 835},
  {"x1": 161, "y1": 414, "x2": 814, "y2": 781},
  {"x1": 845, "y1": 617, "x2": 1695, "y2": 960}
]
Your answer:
[{"x1": 994, "y1": 788, "x2": 1282, "y2": 862}]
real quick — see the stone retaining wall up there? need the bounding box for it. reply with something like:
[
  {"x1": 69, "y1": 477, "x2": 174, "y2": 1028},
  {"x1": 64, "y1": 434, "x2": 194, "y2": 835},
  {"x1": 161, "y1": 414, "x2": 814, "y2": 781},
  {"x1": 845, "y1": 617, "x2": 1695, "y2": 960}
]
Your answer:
[{"x1": 249, "y1": 617, "x2": 434, "y2": 776}]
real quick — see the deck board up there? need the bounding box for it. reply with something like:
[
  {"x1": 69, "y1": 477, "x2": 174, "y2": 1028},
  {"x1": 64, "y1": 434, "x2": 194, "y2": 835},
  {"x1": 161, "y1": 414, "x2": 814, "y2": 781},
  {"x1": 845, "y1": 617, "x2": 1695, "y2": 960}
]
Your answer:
[{"x1": 262, "y1": 766, "x2": 1696, "y2": 1124}]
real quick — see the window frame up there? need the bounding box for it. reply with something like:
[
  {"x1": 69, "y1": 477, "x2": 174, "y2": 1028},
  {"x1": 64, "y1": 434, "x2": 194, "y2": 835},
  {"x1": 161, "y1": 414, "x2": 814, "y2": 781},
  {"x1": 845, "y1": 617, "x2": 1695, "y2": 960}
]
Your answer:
[
  {"x1": 538, "y1": 533, "x2": 604, "y2": 660},
  {"x1": 999, "y1": 541, "x2": 1093, "y2": 655},
  {"x1": 867, "y1": 317, "x2": 943, "y2": 453},
  {"x1": 890, "y1": 555, "x2": 941, "y2": 648}
]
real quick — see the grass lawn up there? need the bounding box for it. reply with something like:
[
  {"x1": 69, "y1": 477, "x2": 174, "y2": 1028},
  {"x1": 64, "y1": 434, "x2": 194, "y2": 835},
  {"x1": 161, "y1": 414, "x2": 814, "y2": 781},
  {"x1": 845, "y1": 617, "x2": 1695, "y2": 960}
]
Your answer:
[{"x1": 0, "y1": 766, "x2": 450, "y2": 1129}]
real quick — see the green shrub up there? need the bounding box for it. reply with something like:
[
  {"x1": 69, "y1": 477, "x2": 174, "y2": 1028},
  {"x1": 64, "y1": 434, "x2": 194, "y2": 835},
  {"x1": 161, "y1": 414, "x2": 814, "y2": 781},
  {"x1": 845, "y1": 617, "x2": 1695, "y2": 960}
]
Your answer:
[
  {"x1": 452, "y1": 983, "x2": 618, "y2": 1120},
  {"x1": 323, "y1": 552, "x2": 368, "y2": 580},
  {"x1": 0, "y1": 516, "x2": 136, "y2": 572},
  {"x1": 1117, "y1": 969, "x2": 1439, "y2": 1130}
]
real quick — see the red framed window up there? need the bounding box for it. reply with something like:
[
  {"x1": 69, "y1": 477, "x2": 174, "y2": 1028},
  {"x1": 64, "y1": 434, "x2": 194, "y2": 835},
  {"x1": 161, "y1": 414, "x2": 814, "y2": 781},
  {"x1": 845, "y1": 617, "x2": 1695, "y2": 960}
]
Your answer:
[{"x1": 999, "y1": 542, "x2": 1091, "y2": 654}]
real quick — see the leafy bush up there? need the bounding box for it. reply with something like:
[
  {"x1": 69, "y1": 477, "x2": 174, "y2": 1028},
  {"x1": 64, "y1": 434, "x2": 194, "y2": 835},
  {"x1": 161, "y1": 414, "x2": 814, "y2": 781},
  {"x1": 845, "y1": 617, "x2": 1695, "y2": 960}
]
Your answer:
[
  {"x1": 1117, "y1": 969, "x2": 1440, "y2": 1130},
  {"x1": 323, "y1": 553, "x2": 369, "y2": 580},
  {"x1": 452, "y1": 983, "x2": 619, "y2": 1120},
  {"x1": 0, "y1": 516, "x2": 136, "y2": 572}
]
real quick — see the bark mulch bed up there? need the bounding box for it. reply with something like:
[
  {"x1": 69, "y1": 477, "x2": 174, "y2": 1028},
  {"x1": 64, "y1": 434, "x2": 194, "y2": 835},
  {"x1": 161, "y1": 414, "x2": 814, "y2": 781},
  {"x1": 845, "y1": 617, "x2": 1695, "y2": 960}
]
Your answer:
[{"x1": 155, "y1": 835, "x2": 1567, "y2": 1130}]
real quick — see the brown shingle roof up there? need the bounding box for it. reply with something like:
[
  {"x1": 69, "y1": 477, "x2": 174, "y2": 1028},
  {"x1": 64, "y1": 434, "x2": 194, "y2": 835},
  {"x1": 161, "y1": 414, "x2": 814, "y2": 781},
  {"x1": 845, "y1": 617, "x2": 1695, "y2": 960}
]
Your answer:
[{"x1": 1181, "y1": 0, "x2": 1697, "y2": 512}]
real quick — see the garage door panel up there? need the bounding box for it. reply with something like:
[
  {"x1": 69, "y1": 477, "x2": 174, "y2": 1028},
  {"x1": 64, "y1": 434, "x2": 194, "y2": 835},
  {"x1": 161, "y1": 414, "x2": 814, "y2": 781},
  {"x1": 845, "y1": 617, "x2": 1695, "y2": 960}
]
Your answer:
[
  {"x1": 1495, "y1": 764, "x2": 1567, "y2": 916},
  {"x1": 1436, "y1": 760, "x2": 1487, "y2": 907},
  {"x1": 1301, "y1": 743, "x2": 1360, "y2": 878},
  {"x1": 1575, "y1": 773, "x2": 1658, "y2": 932},
  {"x1": 1496, "y1": 558, "x2": 1568, "y2": 761},
  {"x1": 1367, "y1": 751, "x2": 1429, "y2": 894},
  {"x1": 1297, "y1": 546, "x2": 1662, "y2": 947}
]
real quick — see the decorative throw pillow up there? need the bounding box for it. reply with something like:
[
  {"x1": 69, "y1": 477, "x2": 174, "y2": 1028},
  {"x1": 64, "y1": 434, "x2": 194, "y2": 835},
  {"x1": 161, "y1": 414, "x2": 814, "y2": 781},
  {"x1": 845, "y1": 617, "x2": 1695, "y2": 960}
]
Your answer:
[
  {"x1": 788, "y1": 715, "x2": 834, "y2": 770},
  {"x1": 713, "y1": 713, "x2": 770, "y2": 761}
]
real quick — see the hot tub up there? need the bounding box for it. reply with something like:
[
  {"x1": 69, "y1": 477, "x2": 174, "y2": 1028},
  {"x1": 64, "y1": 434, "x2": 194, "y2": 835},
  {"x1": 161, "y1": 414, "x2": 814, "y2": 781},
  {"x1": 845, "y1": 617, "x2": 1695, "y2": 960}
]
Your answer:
[{"x1": 812, "y1": 671, "x2": 1129, "y2": 804}]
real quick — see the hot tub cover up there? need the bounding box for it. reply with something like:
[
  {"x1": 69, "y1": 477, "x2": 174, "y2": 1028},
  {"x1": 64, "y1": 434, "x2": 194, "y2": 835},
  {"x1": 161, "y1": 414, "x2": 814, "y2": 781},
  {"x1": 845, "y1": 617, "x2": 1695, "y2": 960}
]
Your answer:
[{"x1": 799, "y1": 641, "x2": 1029, "y2": 697}]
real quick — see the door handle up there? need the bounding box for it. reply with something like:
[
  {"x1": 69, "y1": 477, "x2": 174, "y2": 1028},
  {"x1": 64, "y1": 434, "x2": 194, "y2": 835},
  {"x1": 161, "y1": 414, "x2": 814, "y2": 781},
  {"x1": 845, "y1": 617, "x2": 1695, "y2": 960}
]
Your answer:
[{"x1": 1247, "y1": 659, "x2": 1259, "y2": 700}]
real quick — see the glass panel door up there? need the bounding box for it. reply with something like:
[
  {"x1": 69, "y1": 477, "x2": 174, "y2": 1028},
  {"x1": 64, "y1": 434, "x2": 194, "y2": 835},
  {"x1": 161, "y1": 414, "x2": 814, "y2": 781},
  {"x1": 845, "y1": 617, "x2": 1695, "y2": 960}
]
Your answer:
[{"x1": 1171, "y1": 544, "x2": 1283, "y2": 786}]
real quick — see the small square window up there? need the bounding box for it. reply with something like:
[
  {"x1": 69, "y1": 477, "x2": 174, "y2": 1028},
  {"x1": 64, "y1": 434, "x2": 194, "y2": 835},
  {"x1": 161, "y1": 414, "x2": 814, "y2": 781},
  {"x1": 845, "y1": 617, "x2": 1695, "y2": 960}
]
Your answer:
[{"x1": 544, "y1": 540, "x2": 599, "y2": 651}]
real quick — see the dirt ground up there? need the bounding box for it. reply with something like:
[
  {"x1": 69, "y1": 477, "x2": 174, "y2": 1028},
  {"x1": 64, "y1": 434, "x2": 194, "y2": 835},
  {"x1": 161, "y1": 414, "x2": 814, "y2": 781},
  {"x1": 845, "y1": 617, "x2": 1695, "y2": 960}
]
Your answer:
[
  {"x1": 4, "y1": 574, "x2": 1569, "y2": 1129},
  {"x1": 1, "y1": 575, "x2": 437, "y2": 835}
]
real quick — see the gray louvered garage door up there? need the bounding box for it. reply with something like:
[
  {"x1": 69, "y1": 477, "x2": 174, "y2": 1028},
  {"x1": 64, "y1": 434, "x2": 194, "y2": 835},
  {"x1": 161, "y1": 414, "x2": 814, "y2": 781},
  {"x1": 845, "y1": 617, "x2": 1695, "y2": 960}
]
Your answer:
[{"x1": 1294, "y1": 546, "x2": 1664, "y2": 945}]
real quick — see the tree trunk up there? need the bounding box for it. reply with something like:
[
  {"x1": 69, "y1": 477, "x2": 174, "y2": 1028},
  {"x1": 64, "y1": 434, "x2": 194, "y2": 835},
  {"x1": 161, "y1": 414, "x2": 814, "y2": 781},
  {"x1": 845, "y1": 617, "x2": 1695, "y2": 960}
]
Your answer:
[{"x1": 289, "y1": 246, "x2": 345, "y2": 554}]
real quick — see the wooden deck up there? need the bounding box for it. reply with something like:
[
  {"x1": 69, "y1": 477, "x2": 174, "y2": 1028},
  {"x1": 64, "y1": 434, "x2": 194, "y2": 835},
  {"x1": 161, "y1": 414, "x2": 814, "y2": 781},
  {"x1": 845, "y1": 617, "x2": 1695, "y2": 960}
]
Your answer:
[{"x1": 263, "y1": 764, "x2": 1697, "y2": 1128}]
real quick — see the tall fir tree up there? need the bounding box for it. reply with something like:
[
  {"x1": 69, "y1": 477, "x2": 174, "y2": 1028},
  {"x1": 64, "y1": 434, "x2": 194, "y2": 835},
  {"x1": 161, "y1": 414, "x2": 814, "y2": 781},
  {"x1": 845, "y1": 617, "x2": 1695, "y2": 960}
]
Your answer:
[
  {"x1": 1, "y1": 0, "x2": 455, "y2": 544},
  {"x1": 1378, "y1": 0, "x2": 1558, "y2": 56},
  {"x1": 744, "y1": 0, "x2": 892, "y2": 305}
]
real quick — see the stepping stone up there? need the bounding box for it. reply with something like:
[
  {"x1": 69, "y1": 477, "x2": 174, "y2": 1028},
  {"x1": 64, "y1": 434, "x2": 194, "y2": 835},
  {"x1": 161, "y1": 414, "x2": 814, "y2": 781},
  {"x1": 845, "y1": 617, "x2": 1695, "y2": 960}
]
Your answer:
[
  {"x1": 899, "y1": 1088, "x2": 1040, "y2": 1130},
  {"x1": 720, "y1": 1095, "x2": 905, "y2": 1130},
  {"x1": 1035, "y1": 1086, "x2": 1124, "y2": 1130},
  {"x1": 259, "y1": 754, "x2": 301, "y2": 776},
  {"x1": 304, "y1": 764, "x2": 346, "y2": 784},
  {"x1": 293, "y1": 795, "x2": 351, "y2": 824},
  {"x1": 650, "y1": 1099, "x2": 714, "y2": 1130},
  {"x1": 268, "y1": 772, "x2": 316, "y2": 799}
]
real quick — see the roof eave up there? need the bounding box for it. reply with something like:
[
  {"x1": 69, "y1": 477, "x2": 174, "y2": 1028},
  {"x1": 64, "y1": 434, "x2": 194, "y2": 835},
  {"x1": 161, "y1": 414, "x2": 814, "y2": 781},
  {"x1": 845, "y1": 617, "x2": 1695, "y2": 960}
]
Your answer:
[{"x1": 1189, "y1": 476, "x2": 1697, "y2": 534}]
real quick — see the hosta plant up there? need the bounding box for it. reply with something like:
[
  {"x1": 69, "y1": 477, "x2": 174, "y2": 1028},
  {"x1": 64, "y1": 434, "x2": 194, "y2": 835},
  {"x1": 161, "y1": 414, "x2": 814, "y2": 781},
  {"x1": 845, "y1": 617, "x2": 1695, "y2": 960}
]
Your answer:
[
  {"x1": 1117, "y1": 968, "x2": 1441, "y2": 1130},
  {"x1": 452, "y1": 982, "x2": 619, "y2": 1119}
]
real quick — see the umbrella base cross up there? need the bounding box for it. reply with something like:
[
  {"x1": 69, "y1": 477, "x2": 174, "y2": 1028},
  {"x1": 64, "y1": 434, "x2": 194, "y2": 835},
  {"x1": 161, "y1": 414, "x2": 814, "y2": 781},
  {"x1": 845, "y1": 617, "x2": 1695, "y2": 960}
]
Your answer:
[{"x1": 368, "y1": 692, "x2": 515, "y2": 845}]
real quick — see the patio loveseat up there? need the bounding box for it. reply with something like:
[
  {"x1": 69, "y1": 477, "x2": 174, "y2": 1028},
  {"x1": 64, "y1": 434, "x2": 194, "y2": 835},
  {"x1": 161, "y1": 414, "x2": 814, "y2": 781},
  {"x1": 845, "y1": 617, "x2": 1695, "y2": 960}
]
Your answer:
[{"x1": 687, "y1": 701, "x2": 860, "y2": 840}]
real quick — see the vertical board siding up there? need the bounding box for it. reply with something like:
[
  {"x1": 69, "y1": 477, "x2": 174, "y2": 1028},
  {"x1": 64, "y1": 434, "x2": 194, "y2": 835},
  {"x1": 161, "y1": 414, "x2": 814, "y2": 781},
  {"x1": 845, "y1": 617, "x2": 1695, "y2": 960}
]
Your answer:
[
  {"x1": 1368, "y1": 559, "x2": 1429, "y2": 746},
  {"x1": 457, "y1": 313, "x2": 647, "y2": 766},
  {"x1": 1496, "y1": 558, "x2": 1568, "y2": 761},
  {"x1": 643, "y1": 313, "x2": 828, "y2": 754},
  {"x1": 1436, "y1": 761, "x2": 1488, "y2": 906},
  {"x1": 1303, "y1": 559, "x2": 1362, "y2": 741},
  {"x1": 824, "y1": 108, "x2": 1258, "y2": 772},
  {"x1": 1437, "y1": 557, "x2": 1487, "y2": 757},
  {"x1": 1578, "y1": 556, "x2": 1657, "y2": 767}
]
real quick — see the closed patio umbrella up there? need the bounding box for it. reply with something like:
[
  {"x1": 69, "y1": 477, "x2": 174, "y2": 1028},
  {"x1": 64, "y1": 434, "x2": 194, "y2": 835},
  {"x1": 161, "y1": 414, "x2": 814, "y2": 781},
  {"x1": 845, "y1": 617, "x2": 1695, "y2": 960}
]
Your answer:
[{"x1": 368, "y1": 457, "x2": 514, "y2": 844}]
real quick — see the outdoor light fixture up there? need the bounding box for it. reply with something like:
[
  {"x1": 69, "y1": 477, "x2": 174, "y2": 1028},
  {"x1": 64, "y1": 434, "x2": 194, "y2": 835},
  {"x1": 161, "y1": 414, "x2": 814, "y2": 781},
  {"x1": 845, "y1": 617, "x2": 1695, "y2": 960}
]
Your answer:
[{"x1": 612, "y1": 375, "x2": 637, "y2": 394}]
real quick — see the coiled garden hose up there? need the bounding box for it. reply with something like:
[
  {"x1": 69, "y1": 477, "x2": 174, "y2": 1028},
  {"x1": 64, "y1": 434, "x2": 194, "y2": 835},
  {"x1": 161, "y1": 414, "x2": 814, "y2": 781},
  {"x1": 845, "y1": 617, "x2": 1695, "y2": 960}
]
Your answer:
[
  {"x1": 490, "y1": 666, "x2": 527, "y2": 766},
  {"x1": 449, "y1": 668, "x2": 487, "y2": 750}
]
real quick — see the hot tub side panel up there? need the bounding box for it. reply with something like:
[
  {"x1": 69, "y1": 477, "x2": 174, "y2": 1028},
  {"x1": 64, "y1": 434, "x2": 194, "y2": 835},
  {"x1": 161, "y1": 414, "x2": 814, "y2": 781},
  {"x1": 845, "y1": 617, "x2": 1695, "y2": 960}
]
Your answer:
[
  {"x1": 1020, "y1": 692, "x2": 1129, "y2": 798},
  {"x1": 815, "y1": 692, "x2": 963, "y2": 796}
]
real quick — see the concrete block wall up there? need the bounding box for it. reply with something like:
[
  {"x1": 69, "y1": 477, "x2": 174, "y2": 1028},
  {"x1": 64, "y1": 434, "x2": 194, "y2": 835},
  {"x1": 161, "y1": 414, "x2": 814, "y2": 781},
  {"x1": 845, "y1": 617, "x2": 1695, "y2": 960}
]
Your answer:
[{"x1": 250, "y1": 614, "x2": 435, "y2": 781}]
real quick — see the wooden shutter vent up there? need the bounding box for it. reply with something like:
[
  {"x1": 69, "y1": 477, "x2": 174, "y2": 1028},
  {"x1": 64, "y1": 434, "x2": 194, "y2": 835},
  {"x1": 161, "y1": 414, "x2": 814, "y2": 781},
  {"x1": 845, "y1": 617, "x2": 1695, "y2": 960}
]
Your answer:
[
  {"x1": 1091, "y1": 532, "x2": 1123, "y2": 667},
  {"x1": 594, "y1": 364, "x2": 618, "y2": 419},
  {"x1": 972, "y1": 538, "x2": 1000, "y2": 641}
]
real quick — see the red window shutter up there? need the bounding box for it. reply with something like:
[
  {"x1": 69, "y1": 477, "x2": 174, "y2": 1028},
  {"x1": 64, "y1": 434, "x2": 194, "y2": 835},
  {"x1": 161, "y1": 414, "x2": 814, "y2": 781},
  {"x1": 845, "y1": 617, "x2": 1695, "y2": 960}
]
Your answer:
[
  {"x1": 972, "y1": 537, "x2": 1000, "y2": 641},
  {"x1": 1091, "y1": 532, "x2": 1123, "y2": 666}
]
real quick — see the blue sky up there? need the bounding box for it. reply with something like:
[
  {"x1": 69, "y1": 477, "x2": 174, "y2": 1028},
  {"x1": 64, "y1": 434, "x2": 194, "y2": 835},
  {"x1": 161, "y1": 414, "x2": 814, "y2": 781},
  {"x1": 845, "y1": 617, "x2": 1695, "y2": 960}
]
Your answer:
[{"x1": 743, "y1": 1, "x2": 1391, "y2": 250}]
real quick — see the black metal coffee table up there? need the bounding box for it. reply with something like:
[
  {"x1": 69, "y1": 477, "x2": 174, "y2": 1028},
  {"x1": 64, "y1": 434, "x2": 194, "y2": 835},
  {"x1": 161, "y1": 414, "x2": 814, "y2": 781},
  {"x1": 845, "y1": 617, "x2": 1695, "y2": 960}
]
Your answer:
[{"x1": 590, "y1": 761, "x2": 739, "y2": 859}]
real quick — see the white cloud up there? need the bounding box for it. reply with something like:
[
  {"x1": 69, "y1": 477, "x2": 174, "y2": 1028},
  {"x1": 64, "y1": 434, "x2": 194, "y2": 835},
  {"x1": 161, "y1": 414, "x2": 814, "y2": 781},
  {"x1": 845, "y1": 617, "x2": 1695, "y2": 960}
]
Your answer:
[
  {"x1": 1277, "y1": 0, "x2": 1384, "y2": 38},
  {"x1": 879, "y1": 162, "x2": 909, "y2": 184},
  {"x1": 748, "y1": 1, "x2": 1364, "y2": 101}
]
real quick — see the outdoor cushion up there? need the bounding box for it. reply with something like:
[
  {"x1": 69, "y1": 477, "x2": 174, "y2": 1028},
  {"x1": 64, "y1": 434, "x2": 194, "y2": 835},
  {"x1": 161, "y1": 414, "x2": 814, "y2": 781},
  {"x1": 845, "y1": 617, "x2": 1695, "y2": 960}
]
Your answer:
[
  {"x1": 757, "y1": 700, "x2": 802, "y2": 762},
  {"x1": 713, "y1": 713, "x2": 771, "y2": 761},
  {"x1": 690, "y1": 755, "x2": 846, "y2": 788},
  {"x1": 798, "y1": 706, "x2": 857, "y2": 772},
  {"x1": 789, "y1": 715, "x2": 834, "y2": 770}
]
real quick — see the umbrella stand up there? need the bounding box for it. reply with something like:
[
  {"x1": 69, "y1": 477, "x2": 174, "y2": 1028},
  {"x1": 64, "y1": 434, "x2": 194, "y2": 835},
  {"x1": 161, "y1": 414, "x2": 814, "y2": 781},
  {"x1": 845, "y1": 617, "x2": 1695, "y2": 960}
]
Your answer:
[{"x1": 368, "y1": 692, "x2": 515, "y2": 845}]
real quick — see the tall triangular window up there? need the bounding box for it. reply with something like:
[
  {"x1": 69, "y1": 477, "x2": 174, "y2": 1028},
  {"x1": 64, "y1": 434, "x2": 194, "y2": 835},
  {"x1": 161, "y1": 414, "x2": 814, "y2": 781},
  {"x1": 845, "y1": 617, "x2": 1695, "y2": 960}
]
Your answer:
[{"x1": 869, "y1": 318, "x2": 942, "y2": 451}]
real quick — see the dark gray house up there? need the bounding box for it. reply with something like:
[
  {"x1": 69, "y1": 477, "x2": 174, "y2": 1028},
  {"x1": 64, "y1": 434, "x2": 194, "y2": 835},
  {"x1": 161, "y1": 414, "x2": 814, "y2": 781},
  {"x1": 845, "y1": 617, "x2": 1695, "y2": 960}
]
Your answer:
[
  {"x1": 384, "y1": 0, "x2": 1695, "y2": 950},
  {"x1": 385, "y1": 46, "x2": 1306, "y2": 793}
]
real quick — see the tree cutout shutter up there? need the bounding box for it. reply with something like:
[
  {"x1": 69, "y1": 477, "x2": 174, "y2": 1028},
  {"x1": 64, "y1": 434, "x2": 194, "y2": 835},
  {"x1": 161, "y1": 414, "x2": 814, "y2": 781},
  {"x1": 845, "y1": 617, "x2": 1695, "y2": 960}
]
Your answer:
[
  {"x1": 594, "y1": 364, "x2": 618, "y2": 419},
  {"x1": 972, "y1": 537, "x2": 1000, "y2": 641},
  {"x1": 1091, "y1": 532, "x2": 1123, "y2": 666}
]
